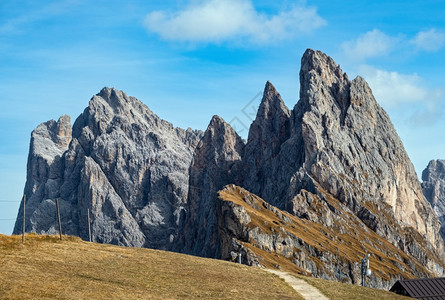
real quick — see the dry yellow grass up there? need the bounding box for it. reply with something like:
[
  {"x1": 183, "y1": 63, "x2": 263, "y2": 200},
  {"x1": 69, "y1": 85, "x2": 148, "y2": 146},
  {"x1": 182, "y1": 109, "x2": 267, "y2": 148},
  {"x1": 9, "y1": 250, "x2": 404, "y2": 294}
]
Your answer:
[
  {"x1": 218, "y1": 186, "x2": 432, "y2": 279},
  {"x1": 0, "y1": 234, "x2": 414, "y2": 299},
  {"x1": 0, "y1": 234, "x2": 302, "y2": 299}
]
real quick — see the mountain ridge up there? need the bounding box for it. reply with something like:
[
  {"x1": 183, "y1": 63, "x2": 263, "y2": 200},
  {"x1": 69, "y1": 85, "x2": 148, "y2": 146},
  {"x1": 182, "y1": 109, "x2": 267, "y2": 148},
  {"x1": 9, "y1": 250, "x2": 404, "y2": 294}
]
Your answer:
[{"x1": 14, "y1": 49, "x2": 445, "y2": 288}]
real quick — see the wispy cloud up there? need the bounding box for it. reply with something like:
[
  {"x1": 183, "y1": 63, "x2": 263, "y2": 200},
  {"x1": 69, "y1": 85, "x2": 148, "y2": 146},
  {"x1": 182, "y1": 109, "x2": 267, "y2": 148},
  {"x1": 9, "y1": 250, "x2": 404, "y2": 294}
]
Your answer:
[
  {"x1": 342, "y1": 28, "x2": 445, "y2": 126},
  {"x1": 359, "y1": 65, "x2": 444, "y2": 125},
  {"x1": 342, "y1": 28, "x2": 445, "y2": 61},
  {"x1": 341, "y1": 29, "x2": 399, "y2": 61},
  {"x1": 143, "y1": 0, "x2": 325, "y2": 44},
  {"x1": 410, "y1": 29, "x2": 445, "y2": 52},
  {"x1": 0, "y1": 0, "x2": 80, "y2": 35},
  {"x1": 360, "y1": 65, "x2": 426, "y2": 107}
]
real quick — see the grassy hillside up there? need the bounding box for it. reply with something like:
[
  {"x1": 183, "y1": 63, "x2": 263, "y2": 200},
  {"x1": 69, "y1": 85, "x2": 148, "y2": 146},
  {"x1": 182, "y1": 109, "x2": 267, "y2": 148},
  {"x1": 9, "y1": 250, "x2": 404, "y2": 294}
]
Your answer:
[
  {"x1": 0, "y1": 234, "x2": 301, "y2": 299},
  {"x1": 0, "y1": 234, "x2": 409, "y2": 299},
  {"x1": 218, "y1": 185, "x2": 434, "y2": 281}
]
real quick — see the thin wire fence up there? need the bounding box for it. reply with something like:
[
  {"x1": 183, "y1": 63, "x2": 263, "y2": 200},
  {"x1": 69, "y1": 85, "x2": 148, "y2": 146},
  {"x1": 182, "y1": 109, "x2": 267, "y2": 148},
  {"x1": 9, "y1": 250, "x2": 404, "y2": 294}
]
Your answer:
[{"x1": 0, "y1": 199, "x2": 21, "y2": 221}]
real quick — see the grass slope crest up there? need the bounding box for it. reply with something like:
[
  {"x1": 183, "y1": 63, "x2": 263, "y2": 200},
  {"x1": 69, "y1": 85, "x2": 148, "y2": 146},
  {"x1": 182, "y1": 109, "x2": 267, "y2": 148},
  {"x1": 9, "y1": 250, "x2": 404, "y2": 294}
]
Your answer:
[{"x1": 217, "y1": 184, "x2": 443, "y2": 290}]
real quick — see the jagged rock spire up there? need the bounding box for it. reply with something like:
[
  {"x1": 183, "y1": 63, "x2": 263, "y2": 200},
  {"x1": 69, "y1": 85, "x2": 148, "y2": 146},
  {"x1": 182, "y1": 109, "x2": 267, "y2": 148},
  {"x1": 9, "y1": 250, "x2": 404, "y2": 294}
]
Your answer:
[
  {"x1": 422, "y1": 159, "x2": 445, "y2": 242},
  {"x1": 183, "y1": 115, "x2": 244, "y2": 257},
  {"x1": 293, "y1": 49, "x2": 442, "y2": 253},
  {"x1": 243, "y1": 81, "x2": 290, "y2": 200}
]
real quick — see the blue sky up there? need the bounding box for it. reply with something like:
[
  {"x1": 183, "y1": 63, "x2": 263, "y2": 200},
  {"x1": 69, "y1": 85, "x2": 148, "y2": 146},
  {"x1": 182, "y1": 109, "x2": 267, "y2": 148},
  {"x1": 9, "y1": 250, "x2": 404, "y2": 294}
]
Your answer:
[{"x1": 1, "y1": 0, "x2": 444, "y2": 234}]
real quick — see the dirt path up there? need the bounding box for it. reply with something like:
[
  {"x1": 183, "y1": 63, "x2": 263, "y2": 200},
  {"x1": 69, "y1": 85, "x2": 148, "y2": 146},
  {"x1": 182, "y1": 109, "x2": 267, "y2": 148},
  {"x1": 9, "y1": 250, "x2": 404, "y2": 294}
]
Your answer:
[{"x1": 265, "y1": 269, "x2": 329, "y2": 300}]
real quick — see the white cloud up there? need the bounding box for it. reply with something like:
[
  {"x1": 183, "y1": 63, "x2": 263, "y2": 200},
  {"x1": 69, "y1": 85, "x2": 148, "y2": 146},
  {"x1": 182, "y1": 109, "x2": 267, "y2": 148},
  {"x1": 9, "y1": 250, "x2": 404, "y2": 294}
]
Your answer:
[
  {"x1": 411, "y1": 29, "x2": 445, "y2": 52},
  {"x1": 341, "y1": 29, "x2": 399, "y2": 61},
  {"x1": 341, "y1": 28, "x2": 445, "y2": 126},
  {"x1": 359, "y1": 65, "x2": 444, "y2": 125},
  {"x1": 144, "y1": 0, "x2": 325, "y2": 43},
  {"x1": 359, "y1": 65, "x2": 426, "y2": 107}
]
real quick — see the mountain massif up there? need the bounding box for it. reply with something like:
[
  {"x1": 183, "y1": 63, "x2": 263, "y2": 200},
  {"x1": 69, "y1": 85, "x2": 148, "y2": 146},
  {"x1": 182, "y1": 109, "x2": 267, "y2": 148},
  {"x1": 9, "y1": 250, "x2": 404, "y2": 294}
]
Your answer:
[{"x1": 14, "y1": 49, "x2": 445, "y2": 289}]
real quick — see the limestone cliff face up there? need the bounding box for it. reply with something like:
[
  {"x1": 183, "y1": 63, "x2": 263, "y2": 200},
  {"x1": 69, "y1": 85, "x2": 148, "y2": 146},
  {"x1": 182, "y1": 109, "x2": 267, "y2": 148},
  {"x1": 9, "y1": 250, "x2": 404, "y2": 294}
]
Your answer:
[
  {"x1": 15, "y1": 49, "x2": 445, "y2": 287},
  {"x1": 422, "y1": 160, "x2": 445, "y2": 241},
  {"x1": 70, "y1": 88, "x2": 203, "y2": 248},
  {"x1": 294, "y1": 50, "x2": 438, "y2": 245},
  {"x1": 290, "y1": 50, "x2": 443, "y2": 253},
  {"x1": 14, "y1": 115, "x2": 72, "y2": 235}
]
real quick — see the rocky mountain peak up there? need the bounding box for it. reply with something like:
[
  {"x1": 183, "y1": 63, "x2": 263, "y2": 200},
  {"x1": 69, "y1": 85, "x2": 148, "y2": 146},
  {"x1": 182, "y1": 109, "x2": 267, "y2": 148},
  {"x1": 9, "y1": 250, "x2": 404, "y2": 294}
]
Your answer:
[
  {"x1": 248, "y1": 81, "x2": 290, "y2": 140},
  {"x1": 97, "y1": 86, "x2": 114, "y2": 98},
  {"x1": 17, "y1": 87, "x2": 203, "y2": 249},
  {"x1": 300, "y1": 49, "x2": 348, "y2": 89},
  {"x1": 194, "y1": 115, "x2": 244, "y2": 170},
  {"x1": 13, "y1": 114, "x2": 73, "y2": 236},
  {"x1": 88, "y1": 87, "x2": 150, "y2": 121},
  {"x1": 87, "y1": 87, "x2": 131, "y2": 118},
  {"x1": 31, "y1": 115, "x2": 72, "y2": 163},
  {"x1": 262, "y1": 80, "x2": 279, "y2": 101},
  {"x1": 291, "y1": 49, "x2": 443, "y2": 253},
  {"x1": 183, "y1": 115, "x2": 244, "y2": 257},
  {"x1": 96, "y1": 87, "x2": 129, "y2": 107},
  {"x1": 422, "y1": 159, "x2": 445, "y2": 242},
  {"x1": 243, "y1": 81, "x2": 291, "y2": 200},
  {"x1": 208, "y1": 114, "x2": 226, "y2": 129},
  {"x1": 298, "y1": 49, "x2": 351, "y2": 126},
  {"x1": 15, "y1": 49, "x2": 445, "y2": 287},
  {"x1": 423, "y1": 160, "x2": 445, "y2": 182}
]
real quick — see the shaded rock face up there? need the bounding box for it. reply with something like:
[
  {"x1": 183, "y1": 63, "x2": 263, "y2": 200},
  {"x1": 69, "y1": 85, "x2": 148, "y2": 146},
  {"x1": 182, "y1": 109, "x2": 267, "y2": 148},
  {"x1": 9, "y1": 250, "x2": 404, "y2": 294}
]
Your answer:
[
  {"x1": 15, "y1": 88, "x2": 203, "y2": 249},
  {"x1": 243, "y1": 81, "x2": 291, "y2": 206},
  {"x1": 181, "y1": 116, "x2": 244, "y2": 257},
  {"x1": 422, "y1": 160, "x2": 445, "y2": 241},
  {"x1": 15, "y1": 49, "x2": 445, "y2": 286}
]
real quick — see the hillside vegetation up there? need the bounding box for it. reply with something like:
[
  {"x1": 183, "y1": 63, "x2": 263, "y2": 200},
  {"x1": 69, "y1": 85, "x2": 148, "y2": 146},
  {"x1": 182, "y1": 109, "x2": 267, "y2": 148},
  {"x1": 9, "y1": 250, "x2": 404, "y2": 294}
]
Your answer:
[
  {"x1": 0, "y1": 234, "x2": 409, "y2": 299},
  {"x1": 218, "y1": 185, "x2": 432, "y2": 286},
  {"x1": 0, "y1": 234, "x2": 300, "y2": 299}
]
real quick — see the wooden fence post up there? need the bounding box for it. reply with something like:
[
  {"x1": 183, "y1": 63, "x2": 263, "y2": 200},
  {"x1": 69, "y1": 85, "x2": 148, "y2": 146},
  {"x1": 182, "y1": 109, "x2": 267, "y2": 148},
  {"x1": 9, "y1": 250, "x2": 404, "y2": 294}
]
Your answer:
[
  {"x1": 87, "y1": 208, "x2": 92, "y2": 242},
  {"x1": 56, "y1": 199, "x2": 62, "y2": 240},
  {"x1": 22, "y1": 195, "x2": 26, "y2": 243}
]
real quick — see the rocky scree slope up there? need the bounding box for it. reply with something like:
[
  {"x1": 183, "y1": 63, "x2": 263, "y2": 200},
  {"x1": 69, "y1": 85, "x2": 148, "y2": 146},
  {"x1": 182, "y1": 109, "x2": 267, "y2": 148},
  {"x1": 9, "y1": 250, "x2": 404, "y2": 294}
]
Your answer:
[{"x1": 14, "y1": 49, "x2": 445, "y2": 288}]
